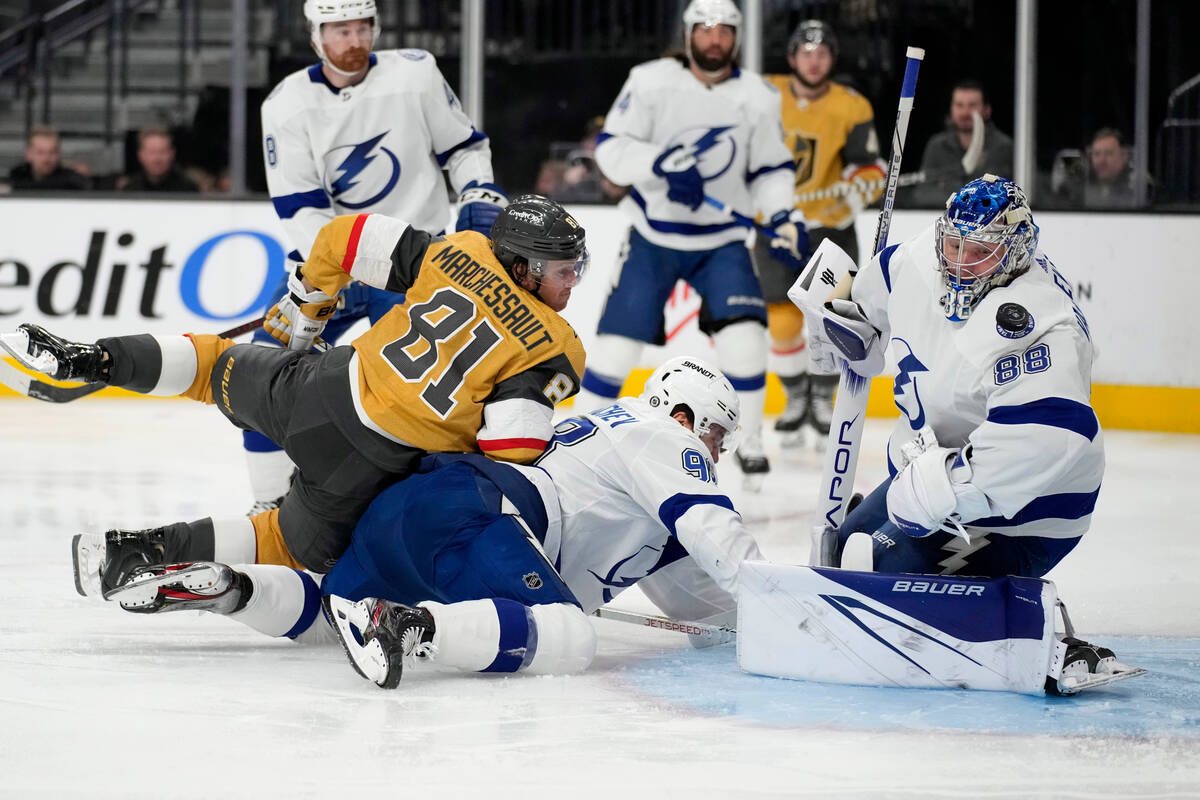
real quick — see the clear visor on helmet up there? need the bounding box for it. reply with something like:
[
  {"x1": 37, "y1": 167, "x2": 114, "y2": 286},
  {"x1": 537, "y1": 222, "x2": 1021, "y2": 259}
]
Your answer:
[
  {"x1": 528, "y1": 247, "x2": 590, "y2": 290},
  {"x1": 697, "y1": 418, "x2": 738, "y2": 456},
  {"x1": 935, "y1": 218, "x2": 1010, "y2": 290}
]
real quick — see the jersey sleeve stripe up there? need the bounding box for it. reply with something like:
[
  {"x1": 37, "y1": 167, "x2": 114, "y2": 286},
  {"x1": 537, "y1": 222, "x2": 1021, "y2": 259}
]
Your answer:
[
  {"x1": 657, "y1": 493, "x2": 736, "y2": 538},
  {"x1": 478, "y1": 436, "x2": 550, "y2": 453},
  {"x1": 968, "y1": 487, "x2": 1100, "y2": 528},
  {"x1": 746, "y1": 160, "x2": 795, "y2": 182},
  {"x1": 271, "y1": 188, "x2": 331, "y2": 219},
  {"x1": 341, "y1": 213, "x2": 370, "y2": 275},
  {"x1": 986, "y1": 397, "x2": 1099, "y2": 442},
  {"x1": 435, "y1": 129, "x2": 489, "y2": 167},
  {"x1": 595, "y1": 131, "x2": 614, "y2": 147}
]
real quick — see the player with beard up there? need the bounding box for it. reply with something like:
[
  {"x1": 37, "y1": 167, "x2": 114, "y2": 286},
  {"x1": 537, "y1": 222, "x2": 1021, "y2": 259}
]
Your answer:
[
  {"x1": 249, "y1": 0, "x2": 509, "y2": 515},
  {"x1": 757, "y1": 20, "x2": 886, "y2": 446},
  {"x1": 575, "y1": 0, "x2": 800, "y2": 491}
]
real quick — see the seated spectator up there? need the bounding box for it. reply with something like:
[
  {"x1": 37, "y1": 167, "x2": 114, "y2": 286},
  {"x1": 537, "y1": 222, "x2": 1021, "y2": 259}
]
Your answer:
[
  {"x1": 1064, "y1": 128, "x2": 1152, "y2": 209},
  {"x1": 907, "y1": 79, "x2": 1013, "y2": 207},
  {"x1": 553, "y1": 116, "x2": 626, "y2": 204},
  {"x1": 8, "y1": 127, "x2": 90, "y2": 191},
  {"x1": 119, "y1": 127, "x2": 199, "y2": 192}
]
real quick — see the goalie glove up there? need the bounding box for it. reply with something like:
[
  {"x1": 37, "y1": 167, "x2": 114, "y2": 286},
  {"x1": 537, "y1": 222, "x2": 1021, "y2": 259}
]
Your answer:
[
  {"x1": 766, "y1": 209, "x2": 810, "y2": 272},
  {"x1": 652, "y1": 144, "x2": 704, "y2": 210},
  {"x1": 820, "y1": 298, "x2": 886, "y2": 377},
  {"x1": 455, "y1": 180, "x2": 509, "y2": 236},
  {"x1": 263, "y1": 268, "x2": 338, "y2": 351},
  {"x1": 886, "y1": 446, "x2": 990, "y2": 538}
]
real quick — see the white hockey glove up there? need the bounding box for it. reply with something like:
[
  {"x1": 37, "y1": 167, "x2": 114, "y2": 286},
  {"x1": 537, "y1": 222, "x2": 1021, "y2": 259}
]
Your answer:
[
  {"x1": 897, "y1": 424, "x2": 940, "y2": 471},
  {"x1": 886, "y1": 446, "x2": 990, "y2": 538},
  {"x1": 263, "y1": 269, "x2": 338, "y2": 351},
  {"x1": 820, "y1": 298, "x2": 886, "y2": 377}
]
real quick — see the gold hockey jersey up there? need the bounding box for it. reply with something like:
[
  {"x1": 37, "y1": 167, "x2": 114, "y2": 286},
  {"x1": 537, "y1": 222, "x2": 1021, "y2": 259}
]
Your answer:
[
  {"x1": 765, "y1": 76, "x2": 886, "y2": 230},
  {"x1": 302, "y1": 213, "x2": 586, "y2": 462}
]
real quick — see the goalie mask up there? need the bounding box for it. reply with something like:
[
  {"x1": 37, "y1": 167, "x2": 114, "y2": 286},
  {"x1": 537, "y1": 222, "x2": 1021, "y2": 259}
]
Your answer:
[
  {"x1": 682, "y1": 0, "x2": 742, "y2": 73},
  {"x1": 935, "y1": 174, "x2": 1039, "y2": 322},
  {"x1": 640, "y1": 356, "x2": 741, "y2": 456},
  {"x1": 490, "y1": 194, "x2": 589, "y2": 310},
  {"x1": 304, "y1": 0, "x2": 380, "y2": 77}
]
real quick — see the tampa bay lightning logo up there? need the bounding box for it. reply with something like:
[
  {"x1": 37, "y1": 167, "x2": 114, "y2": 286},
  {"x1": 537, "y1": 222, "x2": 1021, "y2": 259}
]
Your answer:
[
  {"x1": 892, "y1": 337, "x2": 930, "y2": 431},
  {"x1": 589, "y1": 545, "x2": 662, "y2": 603},
  {"x1": 665, "y1": 125, "x2": 736, "y2": 180},
  {"x1": 325, "y1": 131, "x2": 401, "y2": 210}
]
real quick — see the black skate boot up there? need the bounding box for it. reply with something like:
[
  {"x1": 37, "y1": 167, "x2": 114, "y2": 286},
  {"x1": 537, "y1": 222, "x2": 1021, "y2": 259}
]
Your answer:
[
  {"x1": 14, "y1": 324, "x2": 110, "y2": 382},
  {"x1": 734, "y1": 432, "x2": 770, "y2": 492},
  {"x1": 324, "y1": 595, "x2": 437, "y2": 689},
  {"x1": 105, "y1": 562, "x2": 252, "y2": 615},
  {"x1": 774, "y1": 375, "x2": 810, "y2": 436},
  {"x1": 72, "y1": 528, "x2": 172, "y2": 598},
  {"x1": 1047, "y1": 637, "x2": 1122, "y2": 696},
  {"x1": 808, "y1": 374, "x2": 839, "y2": 438}
]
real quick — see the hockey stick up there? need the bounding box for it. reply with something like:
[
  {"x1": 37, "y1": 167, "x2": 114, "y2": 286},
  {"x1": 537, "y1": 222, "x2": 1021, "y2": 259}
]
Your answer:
[
  {"x1": 701, "y1": 194, "x2": 779, "y2": 237},
  {"x1": 792, "y1": 171, "x2": 925, "y2": 204},
  {"x1": 0, "y1": 317, "x2": 267, "y2": 403},
  {"x1": 809, "y1": 46, "x2": 924, "y2": 565},
  {"x1": 592, "y1": 607, "x2": 737, "y2": 647}
]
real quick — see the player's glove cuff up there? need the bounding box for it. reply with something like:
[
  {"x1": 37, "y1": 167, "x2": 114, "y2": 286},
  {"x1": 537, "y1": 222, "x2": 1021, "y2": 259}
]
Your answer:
[
  {"x1": 263, "y1": 268, "x2": 337, "y2": 350},
  {"x1": 456, "y1": 180, "x2": 509, "y2": 236},
  {"x1": 652, "y1": 144, "x2": 704, "y2": 210}
]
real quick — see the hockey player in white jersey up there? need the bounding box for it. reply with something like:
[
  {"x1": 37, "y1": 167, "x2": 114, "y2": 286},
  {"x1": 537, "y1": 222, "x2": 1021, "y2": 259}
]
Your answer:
[
  {"x1": 101, "y1": 358, "x2": 763, "y2": 688},
  {"x1": 809, "y1": 175, "x2": 1104, "y2": 578},
  {"x1": 244, "y1": 0, "x2": 508, "y2": 512},
  {"x1": 573, "y1": 0, "x2": 806, "y2": 490}
]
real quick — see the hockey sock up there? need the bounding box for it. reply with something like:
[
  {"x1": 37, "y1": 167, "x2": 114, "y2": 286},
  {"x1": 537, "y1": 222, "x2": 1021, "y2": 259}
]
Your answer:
[
  {"x1": 575, "y1": 334, "x2": 643, "y2": 413},
  {"x1": 249, "y1": 508, "x2": 306, "y2": 570},
  {"x1": 714, "y1": 320, "x2": 768, "y2": 437},
  {"x1": 227, "y1": 565, "x2": 322, "y2": 639},
  {"x1": 211, "y1": 517, "x2": 257, "y2": 565}
]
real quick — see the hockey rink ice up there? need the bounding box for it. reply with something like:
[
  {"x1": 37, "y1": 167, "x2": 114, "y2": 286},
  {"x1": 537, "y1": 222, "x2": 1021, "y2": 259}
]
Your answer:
[{"x1": 1, "y1": 398, "x2": 1197, "y2": 797}]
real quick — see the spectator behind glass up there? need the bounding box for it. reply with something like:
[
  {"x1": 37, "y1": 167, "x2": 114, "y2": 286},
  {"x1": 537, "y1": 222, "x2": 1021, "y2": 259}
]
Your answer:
[
  {"x1": 907, "y1": 79, "x2": 1014, "y2": 207},
  {"x1": 1075, "y1": 128, "x2": 1151, "y2": 209},
  {"x1": 119, "y1": 127, "x2": 199, "y2": 192},
  {"x1": 551, "y1": 116, "x2": 626, "y2": 204},
  {"x1": 8, "y1": 127, "x2": 90, "y2": 191}
]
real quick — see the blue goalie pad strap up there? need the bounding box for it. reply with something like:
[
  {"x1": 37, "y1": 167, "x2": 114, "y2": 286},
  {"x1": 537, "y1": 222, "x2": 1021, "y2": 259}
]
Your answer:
[
  {"x1": 657, "y1": 493, "x2": 736, "y2": 539},
  {"x1": 482, "y1": 598, "x2": 537, "y2": 673},
  {"x1": 816, "y1": 567, "x2": 1048, "y2": 642},
  {"x1": 986, "y1": 397, "x2": 1100, "y2": 442},
  {"x1": 284, "y1": 570, "x2": 323, "y2": 639}
]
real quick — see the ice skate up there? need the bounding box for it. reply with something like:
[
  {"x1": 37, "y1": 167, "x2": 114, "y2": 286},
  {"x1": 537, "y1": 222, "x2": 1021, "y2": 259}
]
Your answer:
[
  {"x1": 807, "y1": 374, "x2": 838, "y2": 444},
  {"x1": 1, "y1": 324, "x2": 109, "y2": 383},
  {"x1": 105, "y1": 562, "x2": 250, "y2": 615},
  {"x1": 324, "y1": 595, "x2": 437, "y2": 689},
  {"x1": 1047, "y1": 636, "x2": 1146, "y2": 695},
  {"x1": 774, "y1": 376, "x2": 810, "y2": 446},
  {"x1": 71, "y1": 527, "x2": 170, "y2": 598},
  {"x1": 246, "y1": 496, "x2": 285, "y2": 516},
  {"x1": 734, "y1": 432, "x2": 770, "y2": 492}
]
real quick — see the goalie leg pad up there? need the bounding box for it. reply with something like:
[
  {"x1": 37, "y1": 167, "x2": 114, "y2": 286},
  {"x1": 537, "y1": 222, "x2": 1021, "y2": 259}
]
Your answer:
[{"x1": 737, "y1": 561, "x2": 1059, "y2": 695}]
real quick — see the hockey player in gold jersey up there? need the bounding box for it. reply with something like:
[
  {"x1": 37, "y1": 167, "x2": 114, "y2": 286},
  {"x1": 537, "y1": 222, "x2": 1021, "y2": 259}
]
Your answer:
[
  {"x1": 10, "y1": 195, "x2": 588, "y2": 588},
  {"x1": 757, "y1": 20, "x2": 886, "y2": 443}
]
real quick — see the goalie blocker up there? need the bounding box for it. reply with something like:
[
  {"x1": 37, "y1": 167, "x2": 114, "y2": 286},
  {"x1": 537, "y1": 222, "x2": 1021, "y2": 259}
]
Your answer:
[{"x1": 737, "y1": 562, "x2": 1145, "y2": 695}]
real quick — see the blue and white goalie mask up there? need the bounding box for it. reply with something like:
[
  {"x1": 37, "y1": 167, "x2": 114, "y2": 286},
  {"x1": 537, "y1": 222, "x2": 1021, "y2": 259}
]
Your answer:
[
  {"x1": 640, "y1": 357, "x2": 741, "y2": 455},
  {"x1": 934, "y1": 174, "x2": 1039, "y2": 321}
]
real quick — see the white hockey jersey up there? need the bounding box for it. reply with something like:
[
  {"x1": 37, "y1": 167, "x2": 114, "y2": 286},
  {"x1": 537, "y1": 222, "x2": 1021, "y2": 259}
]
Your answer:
[
  {"x1": 511, "y1": 397, "x2": 763, "y2": 616},
  {"x1": 594, "y1": 57, "x2": 795, "y2": 252},
  {"x1": 261, "y1": 50, "x2": 494, "y2": 260},
  {"x1": 853, "y1": 224, "x2": 1104, "y2": 541}
]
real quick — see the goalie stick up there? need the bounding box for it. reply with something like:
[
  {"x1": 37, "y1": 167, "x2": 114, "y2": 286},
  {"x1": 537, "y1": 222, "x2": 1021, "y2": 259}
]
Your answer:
[
  {"x1": 808, "y1": 46, "x2": 925, "y2": 565},
  {"x1": 592, "y1": 607, "x2": 736, "y2": 647},
  {"x1": 0, "y1": 317, "x2": 267, "y2": 403}
]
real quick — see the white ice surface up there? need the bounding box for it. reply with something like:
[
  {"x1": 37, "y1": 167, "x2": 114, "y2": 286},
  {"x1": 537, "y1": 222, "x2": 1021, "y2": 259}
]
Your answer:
[{"x1": 1, "y1": 399, "x2": 1198, "y2": 798}]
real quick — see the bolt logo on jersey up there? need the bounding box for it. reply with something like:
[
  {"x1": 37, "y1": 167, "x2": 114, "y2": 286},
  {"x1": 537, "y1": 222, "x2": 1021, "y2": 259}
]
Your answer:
[
  {"x1": 325, "y1": 131, "x2": 401, "y2": 210},
  {"x1": 891, "y1": 338, "x2": 930, "y2": 431},
  {"x1": 665, "y1": 125, "x2": 737, "y2": 181}
]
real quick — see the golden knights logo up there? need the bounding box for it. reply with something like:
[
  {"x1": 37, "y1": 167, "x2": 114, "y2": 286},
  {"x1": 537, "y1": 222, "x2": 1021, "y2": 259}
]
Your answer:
[{"x1": 789, "y1": 132, "x2": 818, "y2": 187}]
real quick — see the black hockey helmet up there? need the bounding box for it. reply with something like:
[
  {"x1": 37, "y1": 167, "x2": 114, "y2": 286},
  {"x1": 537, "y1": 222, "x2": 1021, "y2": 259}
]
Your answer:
[
  {"x1": 788, "y1": 19, "x2": 838, "y2": 59},
  {"x1": 490, "y1": 194, "x2": 589, "y2": 283}
]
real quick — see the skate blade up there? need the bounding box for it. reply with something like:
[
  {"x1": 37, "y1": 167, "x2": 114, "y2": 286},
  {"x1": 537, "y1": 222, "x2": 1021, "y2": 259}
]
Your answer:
[
  {"x1": 0, "y1": 330, "x2": 58, "y2": 376},
  {"x1": 103, "y1": 563, "x2": 222, "y2": 607},
  {"x1": 70, "y1": 533, "x2": 105, "y2": 598},
  {"x1": 1060, "y1": 664, "x2": 1147, "y2": 694},
  {"x1": 324, "y1": 595, "x2": 391, "y2": 687}
]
